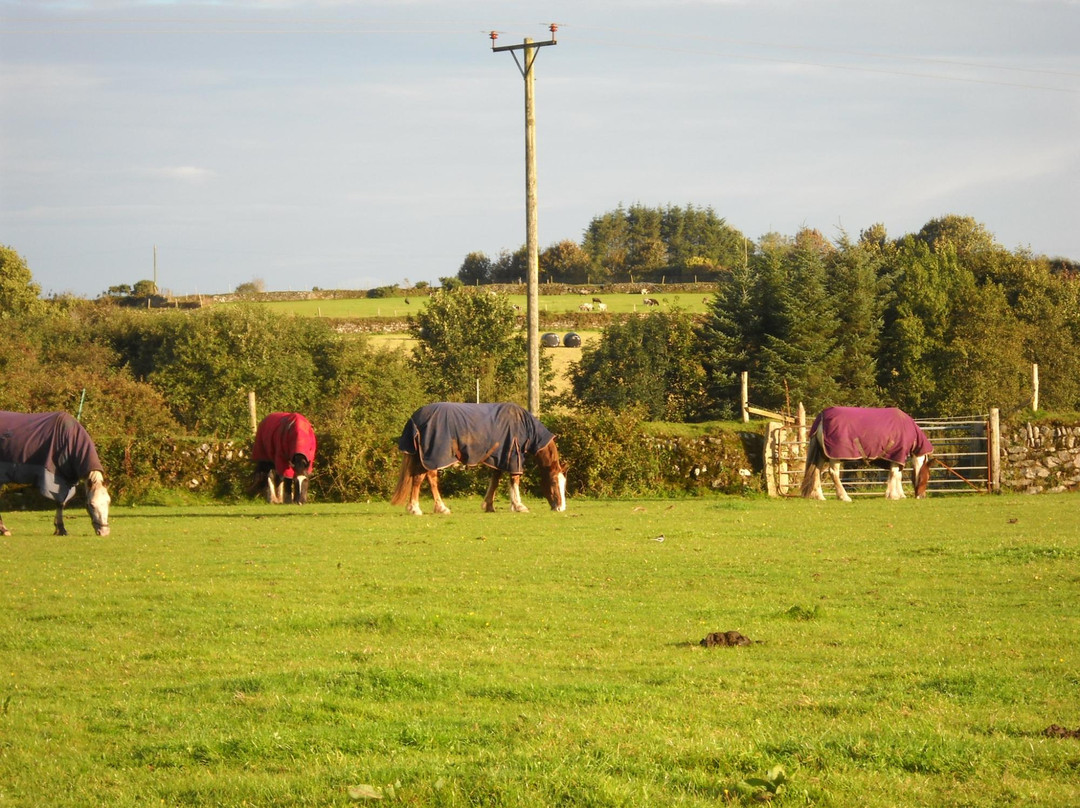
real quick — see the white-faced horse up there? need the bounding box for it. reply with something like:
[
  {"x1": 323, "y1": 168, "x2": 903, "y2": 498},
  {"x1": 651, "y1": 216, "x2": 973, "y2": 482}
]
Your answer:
[
  {"x1": 250, "y1": 412, "x2": 317, "y2": 504},
  {"x1": 800, "y1": 406, "x2": 933, "y2": 501},
  {"x1": 391, "y1": 402, "x2": 567, "y2": 515},
  {"x1": 0, "y1": 411, "x2": 111, "y2": 536}
]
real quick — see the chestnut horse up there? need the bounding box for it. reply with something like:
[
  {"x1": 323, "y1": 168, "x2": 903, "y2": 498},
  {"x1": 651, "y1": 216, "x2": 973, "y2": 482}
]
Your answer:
[
  {"x1": 0, "y1": 411, "x2": 111, "y2": 536},
  {"x1": 800, "y1": 406, "x2": 933, "y2": 501},
  {"x1": 391, "y1": 402, "x2": 566, "y2": 515}
]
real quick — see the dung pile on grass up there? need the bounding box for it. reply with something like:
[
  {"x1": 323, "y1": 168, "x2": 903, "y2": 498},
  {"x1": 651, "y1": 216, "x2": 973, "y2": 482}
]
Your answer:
[{"x1": 700, "y1": 630, "x2": 752, "y2": 647}]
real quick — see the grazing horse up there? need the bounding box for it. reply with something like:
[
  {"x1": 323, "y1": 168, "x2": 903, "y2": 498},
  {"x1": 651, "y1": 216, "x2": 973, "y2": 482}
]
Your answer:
[
  {"x1": 391, "y1": 402, "x2": 567, "y2": 515},
  {"x1": 0, "y1": 411, "x2": 111, "y2": 536},
  {"x1": 251, "y1": 412, "x2": 317, "y2": 504},
  {"x1": 800, "y1": 406, "x2": 933, "y2": 501}
]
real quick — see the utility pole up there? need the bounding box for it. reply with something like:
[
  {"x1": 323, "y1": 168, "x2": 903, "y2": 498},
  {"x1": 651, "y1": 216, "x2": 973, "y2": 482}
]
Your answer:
[{"x1": 491, "y1": 25, "x2": 558, "y2": 415}]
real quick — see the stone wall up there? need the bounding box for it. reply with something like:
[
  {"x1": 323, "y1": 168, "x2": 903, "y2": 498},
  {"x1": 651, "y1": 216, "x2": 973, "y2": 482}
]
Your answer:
[{"x1": 1001, "y1": 421, "x2": 1080, "y2": 494}]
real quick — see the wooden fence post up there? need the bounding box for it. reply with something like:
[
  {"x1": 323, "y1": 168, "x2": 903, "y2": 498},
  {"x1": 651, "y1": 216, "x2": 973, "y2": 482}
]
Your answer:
[
  {"x1": 741, "y1": 372, "x2": 749, "y2": 423},
  {"x1": 764, "y1": 421, "x2": 780, "y2": 497},
  {"x1": 248, "y1": 391, "x2": 258, "y2": 436},
  {"x1": 988, "y1": 407, "x2": 1001, "y2": 493}
]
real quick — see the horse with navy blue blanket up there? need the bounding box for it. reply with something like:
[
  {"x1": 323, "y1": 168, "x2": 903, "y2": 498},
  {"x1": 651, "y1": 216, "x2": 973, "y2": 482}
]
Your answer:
[
  {"x1": 0, "y1": 411, "x2": 111, "y2": 536},
  {"x1": 391, "y1": 402, "x2": 567, "y2": 515},
  {"x1": 800, "y1": 406, "x2": 933, "y2": 501}
]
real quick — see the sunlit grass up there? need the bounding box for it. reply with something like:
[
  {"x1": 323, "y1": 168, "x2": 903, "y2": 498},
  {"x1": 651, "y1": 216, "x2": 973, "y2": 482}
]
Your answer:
[{"x1": 2, "y1": 494, "x2": 1078, "y2": 806}]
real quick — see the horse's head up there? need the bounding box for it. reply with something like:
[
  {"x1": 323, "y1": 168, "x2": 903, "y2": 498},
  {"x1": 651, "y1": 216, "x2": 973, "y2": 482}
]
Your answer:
[
  {"x1": 537, "y1": 441, "x2": 567, "y2": 512},
  {"x1": 912, "y1": 454, "x2": 932, "y2": 499},
  {"x1": 288, "y1": 453, "x2": 311, "y2": 505},
  {"x1": 85, "y1": 470, "x2": 111, "y2": 536}
]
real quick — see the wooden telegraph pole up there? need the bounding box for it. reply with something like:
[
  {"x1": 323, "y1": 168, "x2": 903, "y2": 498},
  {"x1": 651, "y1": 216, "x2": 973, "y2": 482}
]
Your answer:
[{"x1": 491, "y1": 25, "x2": 558, "y2": 415}]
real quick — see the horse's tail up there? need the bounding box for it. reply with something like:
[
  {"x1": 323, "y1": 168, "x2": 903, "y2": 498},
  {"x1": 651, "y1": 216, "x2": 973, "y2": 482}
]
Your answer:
[
  {"x1": 800, "y1": 428, "x2": 824, "y2": 498},
  {"x1": 389, "y1": 454, "x2": 415, "y2": 506}
]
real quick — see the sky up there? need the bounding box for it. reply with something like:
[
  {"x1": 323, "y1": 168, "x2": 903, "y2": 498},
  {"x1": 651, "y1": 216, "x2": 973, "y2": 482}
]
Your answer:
[{"x1": 1, "y1": 0, "x2": 1078, "y2": 299}]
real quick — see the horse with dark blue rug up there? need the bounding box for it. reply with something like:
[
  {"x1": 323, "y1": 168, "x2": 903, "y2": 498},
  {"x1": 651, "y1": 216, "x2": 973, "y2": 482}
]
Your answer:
[
  {"x1": 0, "y1": 411, "x2": 111, "y2": 536},
  {"x1": 251, "y1": 412, "x2": 317, "y2": 504},
  {"x1": 391, "y1": 402, "x2": 567, "y2": 515},
  {"x1": 800, "y1": 406, "x2": 934, "y2": 501}
]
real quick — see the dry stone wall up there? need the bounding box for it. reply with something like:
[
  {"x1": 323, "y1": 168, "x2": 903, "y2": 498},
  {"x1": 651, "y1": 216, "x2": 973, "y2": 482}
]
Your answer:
[{"x1": 1001, "y1": 421, "x2": 1080, "y2": 494}]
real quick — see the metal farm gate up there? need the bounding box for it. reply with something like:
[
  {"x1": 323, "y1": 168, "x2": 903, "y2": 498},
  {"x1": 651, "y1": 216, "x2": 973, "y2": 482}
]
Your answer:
[{"x1": 765, "y1": 410, "x2": 1001, "y2": 498}]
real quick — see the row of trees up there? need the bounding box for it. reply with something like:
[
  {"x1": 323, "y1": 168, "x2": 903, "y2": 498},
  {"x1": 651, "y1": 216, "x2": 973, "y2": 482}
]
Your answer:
[
  {"x1": 458, "y1": 203, "x2": 747, "y2": 286},
  {"x1": 568, "y1": 217, "x2": 1080, "y2": 420}
]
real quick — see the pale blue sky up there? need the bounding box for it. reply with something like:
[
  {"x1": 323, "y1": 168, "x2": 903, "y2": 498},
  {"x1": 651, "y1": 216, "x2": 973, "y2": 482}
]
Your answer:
[{"x1": 2, "y1": 0, "x2": 1077, "y2": 297}]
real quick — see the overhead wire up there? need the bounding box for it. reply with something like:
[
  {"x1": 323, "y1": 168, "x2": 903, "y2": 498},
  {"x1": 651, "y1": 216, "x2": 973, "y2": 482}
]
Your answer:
[{"x1": 2, "y1": 16, "x2": 1076, "y2": 93}]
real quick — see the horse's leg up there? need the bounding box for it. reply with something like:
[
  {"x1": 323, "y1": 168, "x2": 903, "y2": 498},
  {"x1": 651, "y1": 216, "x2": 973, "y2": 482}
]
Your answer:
[
  {"x1": 0, "y1": 511, "x2": 10, "y2": 536},
  {"x1": 828, "y1": 461, "x2": 852, "y2": 502},
  {"x1": 805, "y1": 464, "x2": 826, "y2": 500},
  {"x1": 507, "y1": 473, "x2": 530, "y2": 513},
  {"x1": 427, "y1": 470, "x2": 452, "y2": 515},
  {"x1": 483, "y1": 471, "x2": 503, "y2": 512},
  {"x1": 885, "y1": 464, "x2": 905, "y2": 499},
  {"x1": 264, "y1": 471, "x2": 279, "y2": 504},
  {"x1": 53, "y1": 504, "x2": 68, "y2": 536},
  {"x1": 405, "y1": 470, "x2": 424, "y2": 515}
]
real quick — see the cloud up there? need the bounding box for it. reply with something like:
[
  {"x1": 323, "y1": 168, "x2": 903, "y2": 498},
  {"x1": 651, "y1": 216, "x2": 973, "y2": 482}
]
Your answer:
[{"x1": 148, "y1": 166, "x2": 217, "y2": 183}]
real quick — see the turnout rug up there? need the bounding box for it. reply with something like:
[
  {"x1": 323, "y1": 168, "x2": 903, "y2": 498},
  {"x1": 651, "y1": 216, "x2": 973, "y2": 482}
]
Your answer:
[
  {"x1": 252, "y1": 413, "x2": 317, "y2": 478},
  {"x1": 399, "y1": 402, "x2": 555, "y2": 474},
  {"x1": 814, "y1": 406, "x2": 933, "y2": 463},
  {"x1": 0, "y1": 411, "x2": 104, "y2": 504}
]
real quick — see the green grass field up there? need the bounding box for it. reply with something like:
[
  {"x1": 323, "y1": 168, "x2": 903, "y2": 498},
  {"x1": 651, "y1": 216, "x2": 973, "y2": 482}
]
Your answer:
[
  {"x1": 257, "y1": 292, "x2": 710, "y2": 319},
  {"x1": 2, "y1": 493, "x2": 1078, "y2": 806}
]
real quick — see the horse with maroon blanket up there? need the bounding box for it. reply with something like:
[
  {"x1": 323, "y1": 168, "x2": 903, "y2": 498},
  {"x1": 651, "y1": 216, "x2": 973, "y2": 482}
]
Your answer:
[
  {"x1": 0, "y1": 411, "x2": 111, "y2": 536},
  {"x1": 391, "y1": 402, "x2": 567, "y2": 515},
  {"x1": 800, "y1": 406, "x2": 933, "y2": 501},
  {"x1": 251, "y1": 412, "x2": 317, "y2": 504}
]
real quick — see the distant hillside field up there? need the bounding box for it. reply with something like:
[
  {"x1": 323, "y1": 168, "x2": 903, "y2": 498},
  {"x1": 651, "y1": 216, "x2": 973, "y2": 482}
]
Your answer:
[{"x1": 256, "y1": 292, "x2": 712, "y2": 319}]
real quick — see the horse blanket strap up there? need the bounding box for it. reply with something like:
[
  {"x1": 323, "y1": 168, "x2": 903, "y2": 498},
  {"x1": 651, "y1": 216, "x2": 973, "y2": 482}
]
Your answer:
[
  {"x1": 399, "y1": 403, "x2": 555, "y2": 474},
  {"x1": 0, "y1": 411, "x2": 104, "y2": 504},
  {"x1": 814, "y1": 406, "x2": 933, "y2": 463},
  {"x1": 252, "y1": 413, "x2": 317, "y2": 478}
]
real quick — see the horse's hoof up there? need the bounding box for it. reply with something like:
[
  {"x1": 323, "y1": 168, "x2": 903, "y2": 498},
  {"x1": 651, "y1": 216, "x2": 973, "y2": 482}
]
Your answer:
[
  {"x1": 435, "y1": 505, "x2": 452, "y2": 515},
  {"x1": 0, "y1": 528, "x2": 11, "y2": 537},
  {"x1": 407, "y1": 505, "x2": 423, "y2": 516},
  {"x1": 511, "y1": 504, "x2": 530, "y2": 513}
]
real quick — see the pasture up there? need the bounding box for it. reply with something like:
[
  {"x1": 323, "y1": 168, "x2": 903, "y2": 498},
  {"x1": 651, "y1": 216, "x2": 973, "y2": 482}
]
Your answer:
[
  {"x1": 256, "y1": 292, "x2": 711, "y2": 319},
  {"x1": 2, "y1": 494, "x2": 1078, "y2": 807}
]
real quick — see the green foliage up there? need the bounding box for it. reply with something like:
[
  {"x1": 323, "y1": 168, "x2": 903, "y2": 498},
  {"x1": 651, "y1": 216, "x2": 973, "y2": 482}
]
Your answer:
[
  {"x1": 0, "y1": 244, "x2": 44, "y2": 319},
  {"x1": 547, "y1": 406, "x2": 664, "y2": 497},
  {"x1": 312, "y1": 341, "x2": 427, "y2": 501},
  {"x1": 582, "y1": 203, "x2": 747, "y2": 282},
  {"x1": 567, "y1": 310, "x2": 707, "y2": 421},
  {"x1": 408, "y1": 287, "x2": 537, "y2": 403},
  {"x1": 114, "y1": 305, "x2": 331, "y2": 435},
  {"x1": 539, "y1": 239, "x2": 593, "y2": 284},
  {"x1": 457, "y1": 251, "x2": 493, "y2": 285},
  {"x1": 690, "y1": 215, "x2": 1080, "y2": 417}
]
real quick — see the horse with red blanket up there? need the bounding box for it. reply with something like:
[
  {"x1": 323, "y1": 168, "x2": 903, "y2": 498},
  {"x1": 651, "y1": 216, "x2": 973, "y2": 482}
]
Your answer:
[
  {"x1": 391, "y1": 402, "x2": 567, "y2": 515},
  {"x1": 0, "y1": 411, "x2": 111, "y2": 536},
  {"x1": 251, "y1": 412, "x2": 317, "y2": 504},
  {"x1": 800, "y1": 406, "x2": 933, "y2": 501}
]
